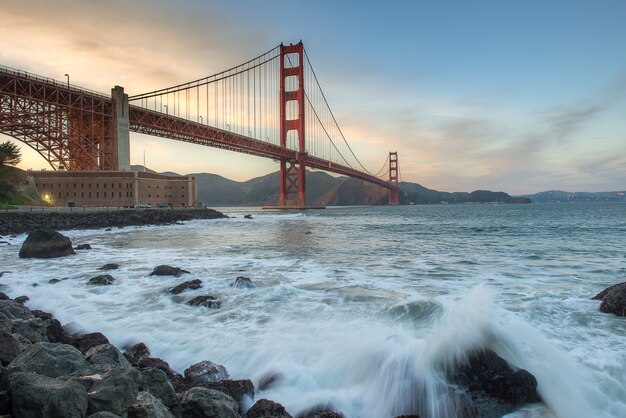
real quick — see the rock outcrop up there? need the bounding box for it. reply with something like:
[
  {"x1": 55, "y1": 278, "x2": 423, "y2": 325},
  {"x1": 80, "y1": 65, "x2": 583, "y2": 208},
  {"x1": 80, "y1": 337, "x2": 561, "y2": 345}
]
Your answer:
[
  {"x1": 18, "y1": 229, "x2": 75, "y2": 259},
  {"x1": 593, "y1": 282, "x2": 626, "y2": 316}
]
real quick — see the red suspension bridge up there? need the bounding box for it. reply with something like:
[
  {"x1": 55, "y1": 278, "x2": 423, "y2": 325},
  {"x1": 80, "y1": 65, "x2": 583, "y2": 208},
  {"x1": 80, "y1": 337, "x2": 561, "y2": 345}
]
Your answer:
[{"x1": 0, "y1": 42, "x2": 400, "y2": 207}]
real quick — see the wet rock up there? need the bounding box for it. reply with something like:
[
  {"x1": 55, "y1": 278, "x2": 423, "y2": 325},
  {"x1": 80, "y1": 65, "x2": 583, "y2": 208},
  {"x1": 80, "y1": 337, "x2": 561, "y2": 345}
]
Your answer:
[
  {"x1": 258, "y1": 371, "x2": 284, "y2": 391},
  {"x1": 14, "y1": 295, "x2": 29, "y2": 305},
  {"x1": 179, "y1": 387, "x2": 238, "y2": 418},
  {"x1": 87, "y1": 367, "x2": 140, "y2": 416},
  {"x1": 49, "y1": 278, "x2": 62, "y2": 284},
  {"x1": 149, "y1": 265, "x2": 190, "y2": 277},
  {"x1": 11, "y1": 317, "x2": 48, "y2": 343},
  {"x1": 76, "y1": 244, "x2": 92, "y2": 250},
  {"x1": 0, "y1": 292, "x2": 8, "y2": 300},
  {"x1": 233, "y1": 276, "x2": 256, "y2": 288},
  {"x1": 6, "y1": 342, "x2": 89, "y2": 378},
  {"x1": 0, "y1": 389, "x2": 9, "y2": 414},
  {"x1": 87, "y1": 412, "x2": 121, "y2": 418},
  {"x1": 244, "y1": 214, "x2": 253, "y2": 219},
  {"x1": 170, "y1": 279, "x2": 203, "y2": 295},
  {"x1": 297, "y1": 404, "x2": 345, "y2": 418},
  {"x1": 451, "y1": 348, "x2": 540, "y2": 416},
  {"x1": 8, "y1": 371, "x2": 88, "y2": 418},
  {"x1": 184, "y1": 360, "x2": 229, "y2": 386},
  {"x1": 45, "y1": 318, "x2": 72, "y2": 344},
  {"x1": 124, "y1": 342, "x2": 150, "y2": 365},
  {"x1": 247, "y1": 398, "x2": 293, "y2": 418},
  {"x1": 187, "y1": 295, "x2": 221, "y2": 309},
  {"x1": 136, "y1": 356, "x2": 184, "y2": 390},
  {"x1": 18, "y1": 229, "x2": 75, "y2": 259},
  {"x1": 0, "y1": 299, "x2": 34, "y2": 325},
  {"x1": 394, "y1": 416, "x2": 421, "y2": 418},
  {"x1": 98, "y1": 264, "x2": 119, "y2": 271},
  {"x1": 11, "y1": 332, "x2": 33, "y2": 351},
  {"x1": 197, "y1": 379, "x2": 253, "y2": 403},
  {"x1": 593, "y1": 281, "x2": 626, "y2": 316},
  {"x1": 85, "y1": 344, "x2": 132, "y2": 369},
  {"x1": 31, "y1": 310, "x2": 53, "y2": 321},
  {"x1": 88, "y1": 275, "x2": 115, "y2": 286},
  {"x1": 139, "y1": 367, "x2": 178, "y2": 408},
  {"x1": 0, "y1": 330, "x2": 21, "y2": 366},
  {"x1": 72, "y1": 332, "x2": 110, "y2": 354},
  {"x1": 127, "y1": 391, "x2": 174, "y2": 418}
]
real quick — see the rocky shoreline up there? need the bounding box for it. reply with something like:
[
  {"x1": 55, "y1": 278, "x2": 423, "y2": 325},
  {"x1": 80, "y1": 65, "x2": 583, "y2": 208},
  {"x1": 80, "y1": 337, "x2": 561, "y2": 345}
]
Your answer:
[{"x1": 0, "y1": 208, "x2": 226, "y2": 236}]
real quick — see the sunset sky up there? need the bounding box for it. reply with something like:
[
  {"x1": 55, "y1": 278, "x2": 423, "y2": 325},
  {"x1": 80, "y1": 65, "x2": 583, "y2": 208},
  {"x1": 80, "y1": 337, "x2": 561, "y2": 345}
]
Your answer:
[{"x1": 1, "y1": 0, "x2": 625, "y2": 194}]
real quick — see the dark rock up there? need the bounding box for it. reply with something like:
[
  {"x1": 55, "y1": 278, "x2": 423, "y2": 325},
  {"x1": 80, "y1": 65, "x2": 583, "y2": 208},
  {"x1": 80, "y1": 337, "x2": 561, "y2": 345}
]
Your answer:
[
  {"x1": 198, "y1": 379, "x2": 253, "y2": 403},
  {"x1": 0, "y1": 299, "x2": 34, "y2": 324},
  {"x1": 179, "y1": 387, "x2": 238, "y2": 418},
  {"x1": 139, "y1": 367, "x2": 178, "y2": 408},
  {"x1": 6, "y1": 342, "x2": 89, "y2": 378},
  {"x1": 394, "y1": 416, "x2": 421, "y2": 418},
  {"x1": 124, "y1": 342, "x2": 150, "y2": 365},
  {"x1": 8, "y1": 371, "x2": 88, "y2": 418},
  {"x1": 149, "y1": 265, "x2": 190, "y2": 277},
  {"x1": 11, "y1": 332, "x2": 33, "y2": 351},
  {"x1": 87, "y1": 367, "x2": 140, "y2": 416},
  {"x1": 14, "y1": 295, "x2": 29, "y2": 305},
  {"x1": 593, "y1": 281, "x2": 626, "y2": 316},
  {"x1": 127, "y1": 391, "x2": 174, "y2": 418},
  {"x1": 184, "y1": 360, "x2": 229, "y2": 386},
  {"x1": 244, "y1": 214, "x2": 253, "y2": 219},
  {"x1": 451, "y1": 348, "x2": 540, "y2": 412},
  {"x1": 87, "y1": 413, "x2": 121, "y2": 418},
  {"x1": 104, "y1": 228, "x2": 112, "y2": 231},
  {"x1": 0, "y1": 331, "x2": 21, "y2": 366},
  {"x1": 247, "y1": 398, "x2": 292, "y2": 418},
  {"x1": 11, "y1": 317, "x2": 48, "y2": 343},
  {"x1": 18, "y1": 229, "x2": 75, "y2": 259},
  {"x1": 85, "y1": 344, "x2": 132, "y2": 369},
  {"x1": 98, "y1": 264, "x2": 119, "y2": 271},
  {"x1": 49, "y1": 278, "x2": 62, "y2": 284},
  {"x1": 45, "y1": 318, "x2": 72, "y2": 344},
  {"x1": 297, "y1": 404, "x2": 345, "y2": 418},
  {"x1": 187, "y1": 295, "x2": 221, "y2": 309},
  {"x1": 0, "y1": 292, "x2": 8, "y2": 300},
  {"x1": 31, "y1": 310, "x2": 53, "y2": 321},
  {"x1": 171, "y1": 279, "x2": 203, "y2": 295},
  {"x1": 0, "y1": 389, "x2": 9, "y2": 414},
  {"x1": 258, "y1": 372, "x2": 284, "y2": 391},
  {"x1": 136, "y1": 356, "x2": 184, "y2": 390},
  {"x1": 0, "y1": 271, "x2": 10, "y2": 278},
  {"x1": 88, "y1": 275, "x2": 115, "y2": 286},
  {"x1": 76, "y1": 244, "x2": 92, "y2": 250},
  {"x1": 72, "y1": 332, "x2": 110, "y2": 354},
  {"x1": 233, "y1": 276, "x2": 256, "y2": 288}
]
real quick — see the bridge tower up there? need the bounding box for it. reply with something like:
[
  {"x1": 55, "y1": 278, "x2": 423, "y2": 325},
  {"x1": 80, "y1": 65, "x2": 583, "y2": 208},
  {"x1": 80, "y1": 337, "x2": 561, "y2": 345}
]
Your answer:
[
  {"x1": 389, "y1": 151, "x2": 400, "y2": 205},
  {"x1": 278, "y1": 42, "x2": 307, "y2": 207}
]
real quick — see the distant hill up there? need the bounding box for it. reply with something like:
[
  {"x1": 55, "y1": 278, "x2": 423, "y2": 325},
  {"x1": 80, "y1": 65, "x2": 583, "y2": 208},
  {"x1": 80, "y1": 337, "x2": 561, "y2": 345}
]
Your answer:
[
  {"x1": 131, "y1": 165, "x2": 531, "y2": 206},
  {"x1": 521, "y1": 190, "x2": 626, "y2": 203}
]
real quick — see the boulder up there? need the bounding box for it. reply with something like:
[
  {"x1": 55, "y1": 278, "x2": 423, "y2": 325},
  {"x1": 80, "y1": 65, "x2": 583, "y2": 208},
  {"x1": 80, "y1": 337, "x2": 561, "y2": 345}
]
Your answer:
[
  {"x1": 76, "y1": 244, "x2": 92, "y2": 250},
  {"x1": 149, "y1": 265, "x2": 190, "y2": 277},
  {"x1": 139, "y1": 367, "x2": 178, "y2": 408},
  {"x1": 8, "y1": 371, "x2": 88, "y2": 418},
  {"x1": 98, "y1": 264, "x2": 119, "y2": 271},
  {"x1": 135, "y1": 355, "x2": 184, "y2": 390},
  {"x1": 233, "y1": 276, "x2": 256, "y2": 288},
  {"x1": 49, "y1": 278, "x2": 62, "y2": 284},
  {"x1": 88, "y1": 275, "x2": 115, "y2": 286},
  {"x1": 297, "y1": 405, "x2": 345, "y2": 418},
  {"x1": 198, "y1": 379, "x2": 254, "y2": 403},
  {"x1": 244, "y1": 214, "x2": 253, "y2": 219},
  {"x1": 18, "y1": 229, "x2": 75, "y2": 259},
  {"x1": 187, "y1": 295, "x2": 221, "y2": 309},
  {"x1": 11, "y1": 317, "x2": 48, "y2": 343},
  {"x1": 87, "y1": 413, "x2": 121, "y2": 418},
  {"x1": 45, "y1": 318, "x2": 72, "y2": 344},
  {"x1": 184, "y1": 360, "x2": 229, "y2": 386},
  {"x1": 6, "y1": 342, "x2": 89, "y2": 378},
  {"x1": 124, "y1": 342, "x2": 150, "y2": 365},
  {"x1": 72, "y1": 332, "x2": 109, "y2": 354},
  {"x1": 0, "y1": 292, "x2": 8, "y2": 300},
  {"x1": 85, "y1": 344, "x2": 132, "y2": 369},
  {"x1": 0, "y1": 330, "x2": 21, "y2": 366},
  {"x1": 0, "y1": 299, "x2": 34, "y2": 328},
  {"x1": 127, "y1": 391, "x2": 174, "y2": 418},
  {"x1": 247, "y1": 398, "x2": 293, "y2": 418},
  {"x1": 179, "y1": 387, "x2": 238, "y2": 418},
  {"x1": 86, "y1": 367, "x2": 140, "y2": 416},
  {"x1": 450, "y1": 348, "x2": 540, "y2": 416},
  {"x1": 0, "y1": 389, "x2": 9, "y2": 414},
  {"x1": 14, "y1": 295, "x2": 29, "y2": 305},
  {"x1": 593, "y1": 281, "x2": 626, "y2": 316},
  {"x1": 171, "y1": 279, "x2": 203, "y2": 295}
]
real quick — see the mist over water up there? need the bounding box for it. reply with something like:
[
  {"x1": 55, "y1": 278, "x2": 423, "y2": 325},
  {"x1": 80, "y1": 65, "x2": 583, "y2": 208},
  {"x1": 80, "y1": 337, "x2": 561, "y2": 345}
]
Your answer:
[{"x1": 1, "y1": 203, "x2": 625, "y2": 417}]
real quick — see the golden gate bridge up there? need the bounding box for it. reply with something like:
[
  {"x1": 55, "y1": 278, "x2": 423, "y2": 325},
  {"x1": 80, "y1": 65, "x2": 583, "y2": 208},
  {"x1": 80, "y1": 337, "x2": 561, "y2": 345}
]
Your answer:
[{"x1": 0, "y1": 42, "x2": 400, "y2": 207}]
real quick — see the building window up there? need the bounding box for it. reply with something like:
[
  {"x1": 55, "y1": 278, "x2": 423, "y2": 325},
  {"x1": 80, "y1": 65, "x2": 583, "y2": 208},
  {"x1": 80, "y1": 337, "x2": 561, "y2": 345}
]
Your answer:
[
  {"x1": 111, "y1": 183, "x2": 114, "y2": 189},
  {"x1": 66, "y1": 183, "x2": 69, "y2": 189},
  {"x1": 74, "y1": 192, "x2": 76, "y2": 197},
  {"x1": 97, "y1": 183, "x2": 99, "y2": 189},
  {"x1": 97, "y1": 192, "x2": 99, "y2": 198},
  {"x1": 58, "y1": 192, "x2": 61, "y2": 198},
  {"x1": 130, "y1": 192, "x2": 132, "y2": 197},
  {"x1": 148, "y1": 194, "x2": 151, "y2": 198},
  {"x1": 74, "y1": 183, "x2": 76, "y2": 188},
  {"x1": 89, "y1": 184, "x2": 91, "y2": 189},
  {"x1": 89, "y1": 192, "x2": 92, "y2": 198},
  {"x1": 119, "y1": 183, "x2": 122, "y2": 189},
  {"x1": 81, "y1": 192, "x2": 84, "y2": 198},
  {"x1": 51, "y1": 184, "x2": 53, "y2": 189},
  {"x1": 157, "y1": 194, "x2": 159, "y2": 198},
  {"x1": 103, "y1": 183, "x2": 106, "y2": 189},
  {"x1": 65, "y1": 192, "x2": 68, "y2": 197},
  {"x1": 148, "y1": 185, "x2": 151, "y2": 188},
  {"x1": 119, "y1": 192, "x2": 121, "y2": 198}
]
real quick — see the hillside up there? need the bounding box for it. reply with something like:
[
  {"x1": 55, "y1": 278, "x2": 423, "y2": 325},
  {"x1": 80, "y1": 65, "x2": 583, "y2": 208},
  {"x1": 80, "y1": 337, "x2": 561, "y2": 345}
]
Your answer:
[
  {"x1": 522, "y1": 190, "x2": 626, "y2": 203},
  {"x1": 0, "y1": 166, "x2": 44, "y2": 205},
  {"x1": 401, "y1": 182, "x2": 532, "y2": 204}
]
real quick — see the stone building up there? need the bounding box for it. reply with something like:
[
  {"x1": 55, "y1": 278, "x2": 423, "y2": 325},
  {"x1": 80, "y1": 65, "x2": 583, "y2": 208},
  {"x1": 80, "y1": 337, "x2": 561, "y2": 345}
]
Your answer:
[{"x1": 31, "y1": 170, "x2": 197, "y2": 207}]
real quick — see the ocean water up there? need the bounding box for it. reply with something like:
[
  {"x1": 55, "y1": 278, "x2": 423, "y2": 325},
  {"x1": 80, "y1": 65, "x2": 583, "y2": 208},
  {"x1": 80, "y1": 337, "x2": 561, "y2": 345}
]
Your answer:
[{"x1": 1, "y1": 203, "x2": 625, "y2": 418}]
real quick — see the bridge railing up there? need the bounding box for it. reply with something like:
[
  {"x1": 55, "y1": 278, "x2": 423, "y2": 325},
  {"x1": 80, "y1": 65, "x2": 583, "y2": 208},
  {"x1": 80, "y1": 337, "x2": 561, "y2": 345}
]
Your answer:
[{"x1": 0, "y1": 64, "x2": 109, "y2": 99}]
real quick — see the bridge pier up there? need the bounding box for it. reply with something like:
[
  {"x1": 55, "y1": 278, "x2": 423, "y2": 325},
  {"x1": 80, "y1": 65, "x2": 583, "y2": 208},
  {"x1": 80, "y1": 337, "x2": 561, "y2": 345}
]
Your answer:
[
  {"x1": 111, "y1": 86, "x2": 130, "y2": 171},
  {"x1": 389, "y1": 151, "x2": 400, "y2": 205}
]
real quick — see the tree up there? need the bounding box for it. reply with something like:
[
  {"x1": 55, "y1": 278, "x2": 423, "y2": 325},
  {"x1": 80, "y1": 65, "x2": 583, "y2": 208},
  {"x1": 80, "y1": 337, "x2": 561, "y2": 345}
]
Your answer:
[{"x1": 0, "y1": 141, "x2": 21, "y2": 166}]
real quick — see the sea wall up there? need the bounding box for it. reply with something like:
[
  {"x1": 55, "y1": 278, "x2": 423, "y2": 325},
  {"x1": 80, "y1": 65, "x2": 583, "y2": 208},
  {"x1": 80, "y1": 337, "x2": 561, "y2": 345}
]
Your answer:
[{"x1": 0, "y1": 208, "x2": 226, "y2": 235}]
